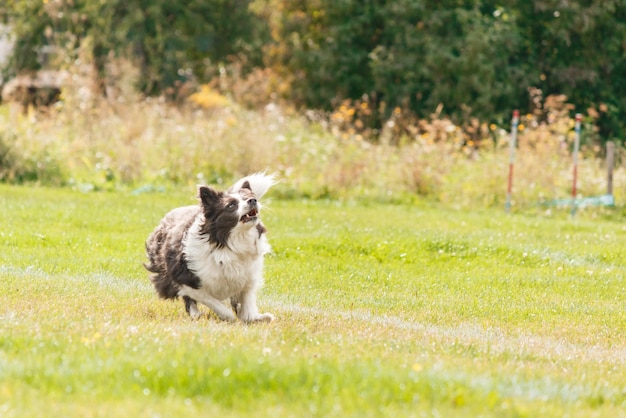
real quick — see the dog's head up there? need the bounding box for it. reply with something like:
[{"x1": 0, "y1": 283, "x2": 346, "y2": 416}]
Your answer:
[{"x1": 198, "y1": 173, "x2": 275, "y2": 247}]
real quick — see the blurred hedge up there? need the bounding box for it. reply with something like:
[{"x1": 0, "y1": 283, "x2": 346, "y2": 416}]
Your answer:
[{"x1": 1, "y1": 0, "x2": 625, "y2": 142}]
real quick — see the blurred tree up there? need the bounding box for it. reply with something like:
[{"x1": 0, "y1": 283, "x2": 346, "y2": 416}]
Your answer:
[
  {"x1": 0, "y1": 0, "x2": 269, "y2": 95},
  {"x1": 1, "y1": 0, "x2": 625, "y2": 141},
  {"x1": 264, "y1": 0, "x2": 384, "y2": 109},
  {"x1": 370, "y1": 1, "x2": 527, "y2": 125},
  {"x1": 513, "y1": 0, "x2": 626, "y2": 142},
  {"x1": 266, "y1": 0, "x2": 528, "y2": 126},
  {"x1": 263, "y1": 0, "x2": 626, "y2": 141}
]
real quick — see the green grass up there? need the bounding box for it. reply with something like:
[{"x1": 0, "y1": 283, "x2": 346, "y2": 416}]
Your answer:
[{"x1": 1, "y1": 184, "x2": 626, "y2": 417}]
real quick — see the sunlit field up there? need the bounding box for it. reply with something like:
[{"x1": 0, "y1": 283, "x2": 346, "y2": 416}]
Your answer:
[
  {"x1": 1, "y1": 185, "x2": 625, "y2": 417},
  {"x1": 2, "y1": 4, "x2": 626, "y2": 416}
]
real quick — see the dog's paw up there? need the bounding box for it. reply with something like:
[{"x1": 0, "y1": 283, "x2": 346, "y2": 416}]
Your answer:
[
  {"x1": 189, "y1": 311, "x2": 203, "y2": 321},
  {"x1": 218, "y1": 312, "x2": 238, "y2": 322},
  {"x1": 243, "y1": 312, "x2": 274, "y2": 323},
  {"x1": 187, "y1": 304, "x2": 202, "y2": 321}
]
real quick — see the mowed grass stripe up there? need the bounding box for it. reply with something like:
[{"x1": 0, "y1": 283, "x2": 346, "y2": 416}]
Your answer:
[
  {"x1": 3, "y1": 266, "x2": 625, "y2": 369},
  {"x1": 2, "y1": 268, "x2": 626, "y2": 417},
  {"x1": 3, "y1": 264, "x2": 625, "y2": 367}
]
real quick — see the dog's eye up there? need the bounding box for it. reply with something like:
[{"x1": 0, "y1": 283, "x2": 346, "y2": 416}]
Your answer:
[{"x1": 227, "y1": 202, "x2": 237, "y2": 209}]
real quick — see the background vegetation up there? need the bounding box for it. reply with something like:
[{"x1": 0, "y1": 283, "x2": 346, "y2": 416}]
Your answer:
[
  {"x1": 0, "y1": 86, "x2": 623, "y2": 211},
  {"x1": 0, "y1": 0, "x2": 624, "y2": 207},
  {"x1": 1, "y1": 3, "x2": 626, "y2": 416},
  {"x1": 1, "y1": 0, "x2": 626, "y2": 141}
]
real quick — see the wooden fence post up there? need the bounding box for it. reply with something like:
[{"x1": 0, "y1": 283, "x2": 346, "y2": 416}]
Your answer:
[{"x1": 606, "y1": 141, "x2": 614, "y2": 196}]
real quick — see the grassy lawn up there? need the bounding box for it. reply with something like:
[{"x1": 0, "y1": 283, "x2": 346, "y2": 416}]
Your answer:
[{"x1": 1, "y1": 184, "x2": 625, "y2": 417}]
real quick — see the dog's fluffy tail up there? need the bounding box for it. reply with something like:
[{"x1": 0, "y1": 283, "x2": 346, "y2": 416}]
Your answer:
[{"x1": 229, "y1": 172, "x2": 277, "y2": 198}]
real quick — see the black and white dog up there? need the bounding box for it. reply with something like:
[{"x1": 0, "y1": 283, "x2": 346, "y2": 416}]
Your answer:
[{"x1": 145, "y1": 173, "x2": 275, "y2": 323}]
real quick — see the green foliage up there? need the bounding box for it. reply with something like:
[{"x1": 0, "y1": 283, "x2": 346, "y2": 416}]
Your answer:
[
  {"x1": 1, "y1": 186, "x2": 626, "y2": 416},
  {"x1": 265, "y1": 0, "x2": 626, "y2": 139},
  {"x1": 370, "y1": 1, "x2": 526, "y2": 124},
  {"x1": 508, "y1": 0, "x2": 626, "y2": 140},
  {"x1": 0, "y1": 0, "x2": 269, "y2": 94},
  {"x1": 2, "y1": 1, "x2": 626, "y2": 140},
  {"x1": 0, "y1": 2, "x2": 45, "y2": 74},
  {"x1": 267, "y1": 0, "x2": 384, "y2": 110}
]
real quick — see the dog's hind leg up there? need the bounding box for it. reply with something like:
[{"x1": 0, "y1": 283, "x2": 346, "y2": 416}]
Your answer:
[{"x1": 184, "y1": 296, "x2": 202, "y2": 320}]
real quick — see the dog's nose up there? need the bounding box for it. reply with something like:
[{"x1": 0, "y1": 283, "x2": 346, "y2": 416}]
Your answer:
[{"x1": 248, "y1": 198, "x2": 257, "y2": 206}]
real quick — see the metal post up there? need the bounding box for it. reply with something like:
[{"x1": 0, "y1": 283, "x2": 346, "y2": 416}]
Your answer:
[
  {"x1": 506, "y1": 110, "x2": 519, "y2": 213},
  {"x1": 606, "y1": 141, "x2": 615, "y2": 197},
  {"x1": 571, "y1": 114, "x2": 582, "y2": 216}
]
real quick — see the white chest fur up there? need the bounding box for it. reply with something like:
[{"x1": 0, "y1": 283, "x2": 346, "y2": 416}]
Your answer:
[{"x1": 182, "y1": 216, "x2": 271, "y2": 300}]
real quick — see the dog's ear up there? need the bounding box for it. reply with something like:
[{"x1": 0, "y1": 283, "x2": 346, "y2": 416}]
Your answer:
[
  {"x1": 198, "y1": 186, "x2": 221, "y2": 208},
  {"x1": 240, "y1": 181, "x2": 252, "y2": 191}
]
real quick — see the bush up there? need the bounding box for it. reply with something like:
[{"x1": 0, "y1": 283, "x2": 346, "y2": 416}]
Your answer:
[{"x1": 0, "y1": 126, "x2": 63, "y2": 185}]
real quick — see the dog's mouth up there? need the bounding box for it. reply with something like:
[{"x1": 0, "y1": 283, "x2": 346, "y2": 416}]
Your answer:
[{"x1": 240, "y1": 208, "x2": 258, "y2": 223}]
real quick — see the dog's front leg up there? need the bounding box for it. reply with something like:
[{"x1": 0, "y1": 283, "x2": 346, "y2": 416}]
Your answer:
[
  {"x1": 201, "y1": 297, "x2": 237, "y2": 321},
  {"x1": 237, "y1": 288, "x2": 274, "y2": 323},
  {"x1": 180, "y1": 288, "x2": 236, "y2": 321}
]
